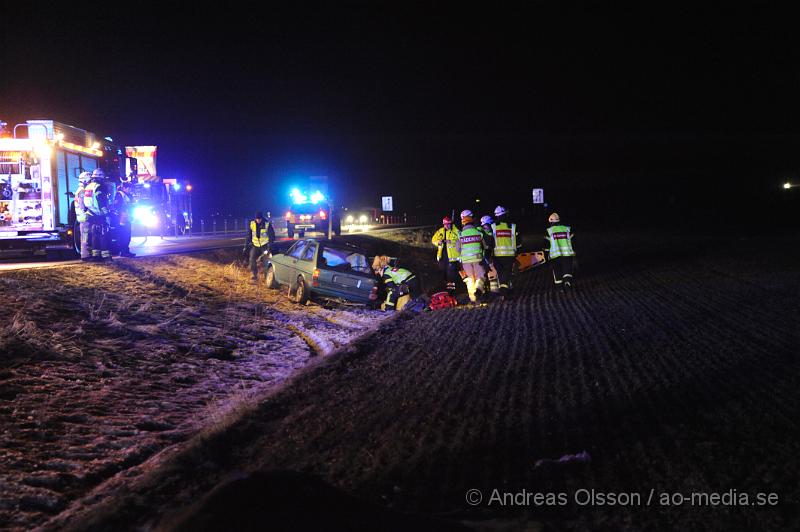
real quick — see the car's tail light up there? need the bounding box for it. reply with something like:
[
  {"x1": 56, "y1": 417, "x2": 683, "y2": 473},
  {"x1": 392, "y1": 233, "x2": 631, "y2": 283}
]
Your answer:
[
  {"x1": 312, "y1": 268, "x2": 320, "y2": 287},
  {"x1": 285, "y1": 211, "x2": 292, "y2": 219},
  {"x1": 369, "y1": 285, "x2": 378, "y2": 300},
  {"x1": 319, "y1": 210, "x2": 326, "y2": 219}
]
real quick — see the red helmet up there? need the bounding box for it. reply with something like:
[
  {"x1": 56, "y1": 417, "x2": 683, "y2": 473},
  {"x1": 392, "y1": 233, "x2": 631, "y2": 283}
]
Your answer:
[{"x1": 442, "y1": 216, "x2": 452, "y2": 225}]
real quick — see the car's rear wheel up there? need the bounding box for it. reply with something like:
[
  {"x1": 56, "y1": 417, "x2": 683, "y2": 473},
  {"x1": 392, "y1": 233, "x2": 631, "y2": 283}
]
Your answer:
[
  {"x1": 265, "y1": 265, "x2": 277, "y2": 289},
  {"x1": 295, "y1": 276, "x2": 309, "y2": 304}
]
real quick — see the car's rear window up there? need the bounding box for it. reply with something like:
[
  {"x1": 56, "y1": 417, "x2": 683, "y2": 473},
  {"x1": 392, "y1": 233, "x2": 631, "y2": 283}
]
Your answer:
[{"x1": 320, "y1": 247, "x2": 370, "y2": 273}]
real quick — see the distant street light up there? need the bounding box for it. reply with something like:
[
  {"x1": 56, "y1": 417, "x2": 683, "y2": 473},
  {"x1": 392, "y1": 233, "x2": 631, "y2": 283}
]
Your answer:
[{"x1": 784, "y1": 182, "x2": 793, "y2": 189}]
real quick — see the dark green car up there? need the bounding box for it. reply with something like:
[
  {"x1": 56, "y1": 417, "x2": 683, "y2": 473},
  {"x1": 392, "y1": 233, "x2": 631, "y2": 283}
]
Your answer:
[{"x1": 265, "y1": 239, "x2": 379, "y2": 305}]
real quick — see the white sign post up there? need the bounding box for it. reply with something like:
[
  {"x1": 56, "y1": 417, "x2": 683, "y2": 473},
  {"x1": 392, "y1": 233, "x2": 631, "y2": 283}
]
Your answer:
[
  {"x1": 382, "y1": 196, "x2": 393, "y2": 212},
  {"x1": 532, "y1": 188, "x2": 544, "y2": 204}
]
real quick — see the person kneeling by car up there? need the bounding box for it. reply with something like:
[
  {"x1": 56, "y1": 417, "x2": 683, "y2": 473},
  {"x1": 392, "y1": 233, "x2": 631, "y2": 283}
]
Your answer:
[{"x1": 372, "y1": 255, "x2": 422, "y2": 311}]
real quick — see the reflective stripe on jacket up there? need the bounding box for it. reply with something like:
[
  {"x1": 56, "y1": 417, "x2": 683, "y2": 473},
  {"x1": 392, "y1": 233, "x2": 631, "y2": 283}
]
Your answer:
[
  {"x1": 83, "y1": 181, "x2": 107, "y2": 215},
  {"x1": 546, "y1": 225, "x2": 575, "y2": 258},
  {"x1": 74, "y1": 184, "x2": 87, "y2": 223},
  {"x1": 458, "y1": 225, "x2": 485, "y2": 264},
  {"x1": 432, "y1": 226, "x2": 460, "y2": 262},
  {"x1": 492, "y1": 221, "x2": 518, "y2": 257}
]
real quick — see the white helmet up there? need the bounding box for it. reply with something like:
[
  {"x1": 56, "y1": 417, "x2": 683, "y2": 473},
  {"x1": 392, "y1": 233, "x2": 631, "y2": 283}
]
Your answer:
[
  {"x1": 548, "y1": 212, "x2": 560, "y2": 223},
  {"x1": 460, "y1": 209, "x2": 474, "y2": 222},
  {"x1": 78, "y1": 171, "x2": 92, "y2": 184},
  {"x1": 91, "y1": 168, "x2": 105, "y2": 179},
  {"x1": 480, "y1": 215, "x2": 493, "y2": 225},
  {"x1": 494, "y1": 205, "x2": 507, "y2": 217}
]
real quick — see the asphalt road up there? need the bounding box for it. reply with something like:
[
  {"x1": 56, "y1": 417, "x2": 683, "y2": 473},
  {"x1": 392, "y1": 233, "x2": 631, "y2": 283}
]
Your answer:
[{"x1": 0, "y1": 225, "x2": 430, "y2": 271}]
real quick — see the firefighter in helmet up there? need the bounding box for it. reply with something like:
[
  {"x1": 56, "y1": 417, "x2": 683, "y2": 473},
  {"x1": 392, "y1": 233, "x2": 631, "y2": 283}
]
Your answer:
[
  {"x1": 491, "y1": 205, "x2": 521, "y2": 299},
  {"x1": 83, "y1": 168, "x2": 112, "y2": 261},
  {"x1": 545, "y1": 212, "x2": 576, "y2": 290},
  {"x1": 74, "y1": 171, "x2": 93, "y2": 261},
  {"x1": 456, "y1": 209, "x2": 487, "y2": 304},
  {"x1": 480, "y1": 215, "x2": 500, "y2": 294},
  {"x1": 372, "y1": 255, "x2": 421, "y2": 311},
  {"x1": 431, "y1": 215, "x2": 460, "y2": 295},
  {"x1": 244, "y1": 211, "x2": 275, "y2": 282},
  {"x1": 113, "y1": 176, "x2": 136, "y2": 257}
]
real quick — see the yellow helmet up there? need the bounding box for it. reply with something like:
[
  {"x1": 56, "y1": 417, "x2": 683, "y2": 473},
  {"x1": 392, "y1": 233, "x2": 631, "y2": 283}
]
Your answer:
[{"x1": 548, "y1": 212, "x2": 560, "y2": 223}]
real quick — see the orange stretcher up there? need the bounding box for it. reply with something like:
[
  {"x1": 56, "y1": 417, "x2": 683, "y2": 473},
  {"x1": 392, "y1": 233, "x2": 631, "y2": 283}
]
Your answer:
[{"x1": 515, "y1": 251, "x2": 546, "y2": 273}]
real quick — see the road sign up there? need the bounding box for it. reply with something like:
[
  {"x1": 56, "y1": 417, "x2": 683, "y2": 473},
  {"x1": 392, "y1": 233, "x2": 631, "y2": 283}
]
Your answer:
[
  {"x1": 532, "y1": 188, "x2": 544, "y2": 204},
  {"x1": 382, "y1": 196, "x2": 393, "y2": 211}
]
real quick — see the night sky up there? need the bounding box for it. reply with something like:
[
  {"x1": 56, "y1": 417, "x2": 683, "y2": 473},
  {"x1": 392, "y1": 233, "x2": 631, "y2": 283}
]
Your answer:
[{"x1": 3, "y1": 5, "x2": 798, "y2": 228}]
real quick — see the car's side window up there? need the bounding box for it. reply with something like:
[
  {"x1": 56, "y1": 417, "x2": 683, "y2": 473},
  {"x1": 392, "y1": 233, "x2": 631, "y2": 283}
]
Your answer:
[
  {"x1": 288, "y1": 241, "x2": 306, "y2": 259},
  {"x1": 301, "y1": 243, "x2": 317, "y2": 262}
]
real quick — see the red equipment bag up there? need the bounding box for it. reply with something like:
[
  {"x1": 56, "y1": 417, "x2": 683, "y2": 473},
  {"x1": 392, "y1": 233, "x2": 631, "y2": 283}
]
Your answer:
[{"x1": 429, "y1": 291, "x2": 458, "y2": 310}]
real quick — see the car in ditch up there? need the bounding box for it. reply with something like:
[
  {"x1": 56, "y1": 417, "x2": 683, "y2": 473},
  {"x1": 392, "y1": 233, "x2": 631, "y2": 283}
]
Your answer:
[{"x1": 264, "y1": 238, "x2": 379, "y2": 305}]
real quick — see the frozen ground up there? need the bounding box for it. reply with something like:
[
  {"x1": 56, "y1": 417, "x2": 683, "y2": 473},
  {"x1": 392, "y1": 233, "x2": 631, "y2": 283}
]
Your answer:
[
  {"x1": 3, "y1": 231, "x2": 800, "y2": 532},
  {"x1": 0, "y1": 248, "x2": 389, "y2": 530}
]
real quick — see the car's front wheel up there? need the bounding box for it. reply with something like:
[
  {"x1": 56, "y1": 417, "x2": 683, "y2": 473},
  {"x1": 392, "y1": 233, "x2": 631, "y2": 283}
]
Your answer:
[
  {"x1": 295, "y1": 276, "x2": 309, "y2": 304},
  {"x1": 265, "y1": 265, "x2": 278, "y2": 289}
]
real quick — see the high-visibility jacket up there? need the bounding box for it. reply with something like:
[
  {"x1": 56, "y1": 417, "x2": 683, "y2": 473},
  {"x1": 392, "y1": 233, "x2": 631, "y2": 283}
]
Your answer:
[
  {"x1": 491, "y1": 221, "x2": 518, "y2": 257},
  {"x1": 380, "y1": 266, "x2": 415, "y2": 285},
  {"x1": 458, "y1": 225, "x2": 485, "y2": 264},
  {"x1": 83, "y1": 181, "x2": 109, "y2": 216},
  {"x1": 431, "y1": 226, "x2": 460, "y2": 262},
  {"x1": 74, "y1": 184, "x2": 87, "y2": 223},
  {"x1": 249, "y1": 220, "x2": 273, "y2": 247},
  {"x1": 546, "y1": 225, "x2": 575, "y2": 258}
]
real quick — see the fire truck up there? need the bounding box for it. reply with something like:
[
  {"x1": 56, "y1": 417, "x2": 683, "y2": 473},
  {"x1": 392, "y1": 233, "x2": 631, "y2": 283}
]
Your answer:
[{"x1": 0, "y1": 119, "x2": 137, "y2": 256}]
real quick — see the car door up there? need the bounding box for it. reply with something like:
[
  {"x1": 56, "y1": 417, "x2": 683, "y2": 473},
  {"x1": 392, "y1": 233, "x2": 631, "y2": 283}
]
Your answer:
[
  {"x1": 274, "y1": 240, "x2": 306, "y2": 285},
  {"x1": 296, "y1": 241, "x2": 318, "y2": 287}
]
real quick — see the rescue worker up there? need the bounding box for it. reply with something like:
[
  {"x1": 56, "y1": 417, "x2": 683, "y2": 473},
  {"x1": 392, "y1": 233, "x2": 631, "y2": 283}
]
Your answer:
[
  {"x1": 83, "y1": 168, "x2": 112, "y2": 261},
  {"x1": 112, "y1": 178, "x2": 136, "y2": 257},
  {"x1": 431, "y1": 215, "x2": 460, "y2": 295},
  {"x1": 244, "y1": 211, "x2": 275, "y2": 281},
  {"x1": 371, "y1": 255, "x2": 421, "y2": 311},
  {"x1": 74, "y1": 171, "x2": 92, "y2": 261},
  {"x1": 545, "y1": 212, "x2": 576, "y2": 290},
  {"x1": 456, "y1": 209, "x2": 487, "y2": 304},
  {"x1": 491, "y1": 205, "x2": 521, "y2": 299},
  {"x1": 480, "y1": 215, "x2": 500, "y2": 294}
]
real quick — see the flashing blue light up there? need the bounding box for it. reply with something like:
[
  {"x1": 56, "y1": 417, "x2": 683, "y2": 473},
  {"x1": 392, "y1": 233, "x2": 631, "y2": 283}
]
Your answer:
[
  {"x1": 143, "y1": 183, "x2": 151, "y2": 189},
  {"x1": 173, "y1": 183, "x2": 181, "y2": 191},
  {"x1": 310, "y1": 190, "x2": 325, "y2": 204},
  {"x1": 183, "y1": 211, "x2": 189, "y2": 217},
  {"x1": 290, "y1": 188, "x2": 308, "y2": 204}
]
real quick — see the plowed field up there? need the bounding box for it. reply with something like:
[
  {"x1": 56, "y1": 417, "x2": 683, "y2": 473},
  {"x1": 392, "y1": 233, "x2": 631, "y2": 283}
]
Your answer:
[{"x1": 6, "y1": 232, "x2": 800, "y2": 531}]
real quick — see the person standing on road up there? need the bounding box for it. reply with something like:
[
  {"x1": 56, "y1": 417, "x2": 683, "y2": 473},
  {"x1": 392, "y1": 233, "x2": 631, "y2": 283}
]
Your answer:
[
  {"x1": 491, "y1": 205, "x2": 521, "y2": 300},
  {"x1": 372, "y1": 255, "x2": 422, "y2": 311},
  {"x1": 480, "y1": 215, "x2": 500, "y2": 294},
  {"x1": 74, "y1": 171, "x2": 92, "y2": 261},
  {"x1": 244, "y1": 211, "x2": 275, "y2": 282},
  {"x1": 456, "y1": 209, "x2": 487, "y2": 304},
  {"x1": 112, "y1": 178, "x2": 136, "y2": 257},
  {"x1": 431, "y1": 215, "x2": 460, "y2": 295},
  {"x1": 83, "y1": 168, "x2": 112, "y2": 262},
  {"x1": 545, "y1": 212, "x2": 576, "y2": 290}
]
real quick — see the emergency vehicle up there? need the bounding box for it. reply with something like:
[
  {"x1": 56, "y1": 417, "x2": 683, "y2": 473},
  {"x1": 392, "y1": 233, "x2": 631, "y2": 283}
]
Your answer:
[
  {"x1": 0, "y1": 119, "x2": 135, "y2": 256},
  {"x1": 283, "y1": 188, "x2": 341, "y2": 238}
]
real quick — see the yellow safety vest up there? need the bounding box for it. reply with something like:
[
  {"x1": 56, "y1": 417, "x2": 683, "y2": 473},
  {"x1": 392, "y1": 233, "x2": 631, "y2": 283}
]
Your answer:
[
  {"x1": 491, "y1": 221, "x2": 517, "y2": 257},
  {"x1": 250, "y1": 220, "x2": 271, "y2": 247},
  {"x1": 432, "y1": 226, "x2": 460, "y2": 262}
]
